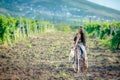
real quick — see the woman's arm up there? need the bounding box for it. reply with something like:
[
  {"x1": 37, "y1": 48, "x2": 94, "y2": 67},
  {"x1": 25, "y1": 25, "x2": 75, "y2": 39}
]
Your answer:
[{"x1": 74, "y1": 34, "x2": 80, "y2": 49}]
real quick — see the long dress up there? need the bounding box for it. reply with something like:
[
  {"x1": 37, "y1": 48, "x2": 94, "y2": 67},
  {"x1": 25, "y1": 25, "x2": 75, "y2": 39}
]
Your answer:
[{"x1": 74, "y1": 33, "x2": 88, "y2": 68}]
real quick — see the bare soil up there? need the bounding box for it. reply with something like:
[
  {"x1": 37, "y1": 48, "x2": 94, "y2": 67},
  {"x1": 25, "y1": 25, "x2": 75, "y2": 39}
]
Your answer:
[{"x1": 0, "y1": 31, "x2": 120, "y2": 80}]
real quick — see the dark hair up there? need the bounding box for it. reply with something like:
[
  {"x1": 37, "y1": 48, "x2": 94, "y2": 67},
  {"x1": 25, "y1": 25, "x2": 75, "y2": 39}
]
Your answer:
[{"x1": 79, "y1": 26, "x2": 86, "y2": 46}]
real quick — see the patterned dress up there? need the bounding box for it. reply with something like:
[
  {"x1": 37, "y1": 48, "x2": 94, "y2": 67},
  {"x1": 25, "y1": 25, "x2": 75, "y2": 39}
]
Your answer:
[{"x1": 74, "y1": 33, "x2": 88, "y2": 68}]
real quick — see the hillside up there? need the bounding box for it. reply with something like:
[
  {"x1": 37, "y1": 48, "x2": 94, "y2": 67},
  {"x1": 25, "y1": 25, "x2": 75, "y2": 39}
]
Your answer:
[{"x1": 0, "y1": 0, "x2": 120, "y2": 23}]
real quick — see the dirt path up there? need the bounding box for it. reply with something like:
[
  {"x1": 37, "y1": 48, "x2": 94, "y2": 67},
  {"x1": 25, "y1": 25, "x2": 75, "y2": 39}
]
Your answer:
[{"x1": 0, "y1": 31, "x2": 120, "y2": 80}]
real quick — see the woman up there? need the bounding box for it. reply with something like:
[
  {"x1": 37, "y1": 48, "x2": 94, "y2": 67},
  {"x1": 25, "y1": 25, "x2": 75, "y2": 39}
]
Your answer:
[{"x1": 73, "y1": 26, "x2": 88, "y2": 72}]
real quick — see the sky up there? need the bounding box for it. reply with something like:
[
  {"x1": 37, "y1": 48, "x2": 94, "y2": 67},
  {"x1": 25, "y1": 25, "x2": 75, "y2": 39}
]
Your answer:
[{"x1": 87, "y1": 0, "x2": 120, "y2": 11}]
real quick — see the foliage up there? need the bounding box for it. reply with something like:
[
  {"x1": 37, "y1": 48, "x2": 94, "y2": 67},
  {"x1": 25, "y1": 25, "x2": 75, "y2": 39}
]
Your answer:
[
  {"x1": 55, "y1": 23, "x2": 71, "y2": 32},
  {"x1": 84, "y1": 21, "x2": 120, "y2": 49},
  {"x1": 0, "y1": 14, "x2": 54, "y2": 46},
  {"x1": 0, "y1": 15, "x2": 7, "y2": 43},
  {"x1": 111, "y1": 30, "x2": 120, "y2": 49},
  {"x1": 0, "y1": 14, "x2": 120, "y2": 50}
]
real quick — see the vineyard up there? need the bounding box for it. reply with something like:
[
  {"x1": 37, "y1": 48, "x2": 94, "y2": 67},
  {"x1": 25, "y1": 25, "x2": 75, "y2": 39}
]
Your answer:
[
  {"x1": 0, "y1": 14, "x2": 54, "y2": 47},
  {"x1": 0, "y1": 14, "x2": 120, "y2": 49},
  {"x1": 84, "y1": 21, "x2": 120, "y2": 49},
  {"x1": 0, "y1": 14, "x2": 120, "y2": 80}
]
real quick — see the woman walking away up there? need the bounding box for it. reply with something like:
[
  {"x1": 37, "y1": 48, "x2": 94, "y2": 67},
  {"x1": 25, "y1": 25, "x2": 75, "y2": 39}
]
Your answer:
[{"x1": 73, "y1": 26, "x2": 88, "y2": 72}]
